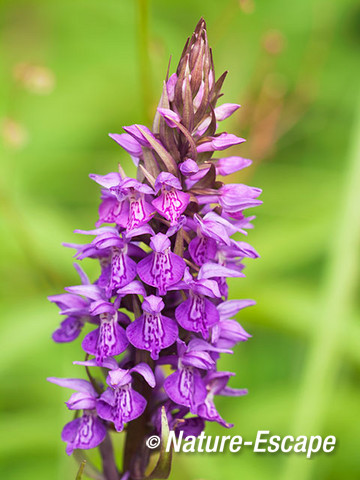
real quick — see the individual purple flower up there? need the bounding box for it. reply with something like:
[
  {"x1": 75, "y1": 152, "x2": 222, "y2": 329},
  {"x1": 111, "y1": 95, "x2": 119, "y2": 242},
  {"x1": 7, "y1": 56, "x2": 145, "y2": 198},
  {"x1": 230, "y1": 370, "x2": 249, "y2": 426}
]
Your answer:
[
  {"x1": 123, "y1": 124, "x2": 157, "y2": 148},
  {"x1": 152, "y1": 172, "x2": 191, "y2": 225},
  {"x1": 109, "y1": 133, "x2": 143, "y2": 165},
  {"x1": 79, "y1": 227, "x2": 138, "y2": 296},
  {"x1": 93, "y1": 358, "x2": 156, "y2": 432},
  {"x1": 218, "y1": 183, "x2": 262, "y2": 218},
  {"x1": 188, "y1": 235, "x2": 218, "y2": 266},
  {"x1": 65, "y1": 284, "x2": 134, "y2": 364},
  {"x1": 214, "y1": 241, "x2": 258, "y2": 298},
  {"x1": 171, "y1": 265, "x2": 243, "y2": 338},
  {"x1": 191, "y1": 211, "x2": 237, "y2": 246},
  {"x1": 64, "y1": 237, "x2": 116, "y2": 294},
  {"x1": 49, "y1": 292, "x2": 90, "y2": 343},
  {"x1": 163, "y1": 339, "x2": 231, "y2": 413},
  {"x1": 212, "y1": 318, "x2": 251, "y2": 349},
  {"x1": 179, "y1": 159, "x2": 199, "y2": 176},
  {"x1": 126, "y1": 295, "x2": 178, "y2": 360},
  {"x1": 197, "y1": 133, "x2": 245, "y2": 153},
  {"x1": 157, "y1": 108, "x2": 181, "y2": 128},
  {"x1": 90, "y1": 173, "x2": 155, "y2": 231},
  {"x1": 208, "y1": 299, "x2": 254, "y2": 352},
  {"x1": 60, "y1": 412, "x2": 107, "y2": 456},
  {"x1": 215, "y1": 156, "x2": 252, "y2": 176},
  {"x1": 196, "y1": 371, "x2": 247, "y2": 427},
  {"x1": 171, "y1": 268, "x2": 220, "y2": 338},
  {"x1": 82, "y1": 302, "x2": 129, "y2": 365},
  {"x1": 47, "y1": 377, "x2": 106, "y2": 455},
  {"x1": 48, "y1": 264, "x2": 93, "y2": 343},
  {"x1": 137, "y1": 233, "x2": 186, "y2": 295}
]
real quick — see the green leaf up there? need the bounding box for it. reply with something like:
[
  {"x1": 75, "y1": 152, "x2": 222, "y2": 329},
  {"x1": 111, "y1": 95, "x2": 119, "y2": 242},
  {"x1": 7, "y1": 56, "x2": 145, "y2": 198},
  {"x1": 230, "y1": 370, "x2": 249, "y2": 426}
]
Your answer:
[{"x1": 145, "y1": 406, "x2": 172, "y2": 480}]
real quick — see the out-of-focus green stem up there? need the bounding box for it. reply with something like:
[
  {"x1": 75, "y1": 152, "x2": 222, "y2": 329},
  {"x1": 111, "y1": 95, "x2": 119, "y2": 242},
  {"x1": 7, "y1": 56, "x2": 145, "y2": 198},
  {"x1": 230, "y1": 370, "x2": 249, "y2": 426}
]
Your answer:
[
  {"x1": 137, "y1": 0, "x2": 152, "y2": 124},
  {"x1": 209, "y1": 0, "x2": 240, "y2": 47},
  {"x1": 75, "y1": 460, "x2": 86, "y2": 480},
  {"x1": 281, "y1": 96, "x2": 360, "y2": 480}
]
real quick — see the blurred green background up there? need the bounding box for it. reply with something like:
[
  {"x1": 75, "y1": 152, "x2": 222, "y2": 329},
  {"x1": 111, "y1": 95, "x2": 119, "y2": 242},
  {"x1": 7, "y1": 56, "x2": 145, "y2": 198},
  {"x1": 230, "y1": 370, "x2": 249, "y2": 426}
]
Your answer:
[{"x1": 1, "y1": 0, "x2": 359, "y2": 479}]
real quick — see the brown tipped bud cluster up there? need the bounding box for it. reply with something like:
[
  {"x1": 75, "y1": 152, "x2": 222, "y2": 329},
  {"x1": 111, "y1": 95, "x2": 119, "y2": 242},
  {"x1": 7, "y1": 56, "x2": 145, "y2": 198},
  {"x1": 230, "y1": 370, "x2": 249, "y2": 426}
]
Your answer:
[
  {"x1": 149, "y1": 19, "x2": 238, "y2": 218},
  {"x1": 174, "y1": 18, "x2": 214, "y2": 124}
]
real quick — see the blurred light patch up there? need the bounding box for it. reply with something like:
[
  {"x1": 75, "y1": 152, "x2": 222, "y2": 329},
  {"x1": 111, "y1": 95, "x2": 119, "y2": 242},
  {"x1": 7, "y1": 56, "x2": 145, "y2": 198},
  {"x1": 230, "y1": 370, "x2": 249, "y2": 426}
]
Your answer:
[
  {"x1": 13, "y1": 63, "x2": 56, "y2": 95},
  {"x1": 1, "y1": 117, "x2": 29, "y2": 150}
]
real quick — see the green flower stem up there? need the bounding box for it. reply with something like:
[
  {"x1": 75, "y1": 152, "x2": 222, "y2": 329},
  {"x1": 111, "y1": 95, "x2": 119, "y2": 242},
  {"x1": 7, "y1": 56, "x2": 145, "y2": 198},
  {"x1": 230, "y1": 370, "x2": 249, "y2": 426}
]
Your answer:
[
  {"x1": 137, "y1": 0, "x2": 152, "y2": 124},
  {"x1": 282, "y1": 95, "x2": 360, "y2": 480}
]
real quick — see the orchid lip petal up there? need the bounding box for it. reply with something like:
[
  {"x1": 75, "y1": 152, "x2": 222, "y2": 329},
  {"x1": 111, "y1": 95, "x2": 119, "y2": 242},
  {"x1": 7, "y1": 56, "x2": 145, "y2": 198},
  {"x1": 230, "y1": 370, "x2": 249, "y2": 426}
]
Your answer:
[{"x1": 61, "y1": 413, "x2": 107, "y2": 455}]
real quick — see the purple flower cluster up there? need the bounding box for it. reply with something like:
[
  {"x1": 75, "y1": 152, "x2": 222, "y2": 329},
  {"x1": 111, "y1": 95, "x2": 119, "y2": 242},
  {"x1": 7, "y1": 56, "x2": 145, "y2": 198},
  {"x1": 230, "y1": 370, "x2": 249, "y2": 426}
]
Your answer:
[{"x1": 48, "y1": 19, "x2": 261, "y2": 478}]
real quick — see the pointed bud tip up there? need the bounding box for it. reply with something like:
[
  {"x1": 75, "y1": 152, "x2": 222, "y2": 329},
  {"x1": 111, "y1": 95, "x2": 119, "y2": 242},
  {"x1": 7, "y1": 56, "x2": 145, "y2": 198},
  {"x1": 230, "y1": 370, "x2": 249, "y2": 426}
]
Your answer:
[{"x1": 195, "y1": 17, "x2": 207, "y2": 32}]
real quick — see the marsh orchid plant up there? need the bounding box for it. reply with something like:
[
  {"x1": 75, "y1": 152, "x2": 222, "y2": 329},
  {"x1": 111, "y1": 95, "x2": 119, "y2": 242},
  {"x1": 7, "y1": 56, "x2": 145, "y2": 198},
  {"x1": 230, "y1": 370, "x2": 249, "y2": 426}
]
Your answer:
[{"x1": 48, "y1": 19, "x2": 261, "y2": 480}]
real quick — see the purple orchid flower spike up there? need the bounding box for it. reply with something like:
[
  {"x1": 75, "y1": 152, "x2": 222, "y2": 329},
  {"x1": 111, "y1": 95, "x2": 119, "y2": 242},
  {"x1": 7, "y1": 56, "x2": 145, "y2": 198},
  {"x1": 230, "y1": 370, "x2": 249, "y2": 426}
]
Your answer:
[
  {"x1": 48, "y1": 18, "x2": 262, "y2": 480},
  {"x1": 47, "y1": 377, "x2": 106, "y2": 455},
  {"x1": 126, "y1": 295, "x2": 178, "y2": 360},
  {"x1": 137, "y1": 233, "x2": 186, "y2": 295}
]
